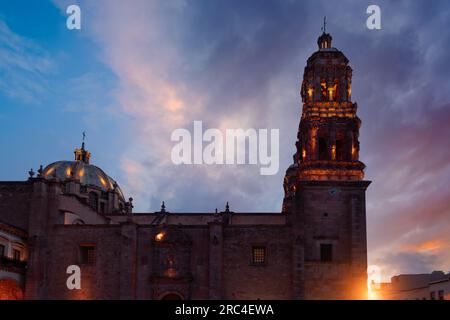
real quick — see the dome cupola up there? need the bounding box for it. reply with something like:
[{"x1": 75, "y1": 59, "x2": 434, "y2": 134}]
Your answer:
[
  {"x1": 74, "y1": 141, "x2": 91, "y2": 164},
  {"x1": 317, "y1": 17, "x2": 332, "y2": 49},
  {"x1": 318, "y1": 32, "x2": 332, "y2": 50},
  {"x1": 41, "y1": 136, "x2": 127, "y2": 214}
]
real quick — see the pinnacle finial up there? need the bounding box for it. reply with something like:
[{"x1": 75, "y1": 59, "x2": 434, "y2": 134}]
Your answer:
[
  {"x1": 38, "y1": 165, "x2": 44, "y2": 177},
  {"x1": 82, "y1": 131, "x2": 86, "y2": 149},
  {"x1": 225, "y1": 202, "x2": 230, "y2": 212},
  {"x1": 321, "y1": 16, "x2": 327, "y2": 33},
  {"x1": 161, "y1": 201, "x2": 166, "y2": 212}
]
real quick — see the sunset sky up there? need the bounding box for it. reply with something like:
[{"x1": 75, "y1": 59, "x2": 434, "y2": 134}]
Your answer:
[{"x1": 0, "y1": 0, "x2": 449, "y2": 281}]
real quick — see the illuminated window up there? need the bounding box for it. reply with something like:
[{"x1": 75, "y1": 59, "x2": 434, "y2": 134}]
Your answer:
[
  {"x1": 320, "y1": 244, "x2": 332, "y2": 262},
  {"x1": 13, "y1": 249, "x2": 21, "y2": 261},
  {"x1": 307, "y1": 87, "x2": 313, "y2": 101},
  {"x1": 320, "y1": 81, "x2": 327, "y2": 100},
  {"x1": 438, "y1": 290, "x2": 444, "y2": 300},
  {"x1": 155, "y1": 231, "x2": 165, "y2": 242},
  {"x1": 80, "y1": 245, "x2": 96, "y2": 265},
  {"x1": 252, "y1": 246, "x2": 266, "y2": 265},
  {"x1": 328, "y1": 83, "x2": 337, "y2": 101}
]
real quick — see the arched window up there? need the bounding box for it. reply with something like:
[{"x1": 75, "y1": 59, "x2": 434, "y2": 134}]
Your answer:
[
  {"x1": 0, "y1": 236, "x2": 8, "y2": 258},
  {"x1": 320, "y1": 81, "x2": 327, "y2": 101},
  {"x1": 160, "y1": 292, "x2": 183, "y2": 300},
  {"x1": 72, "y1": 219, "x2": 85, "y2": 225},
  {"x1": 318, "y1": 137, "x2": 328, "y2": 160},
  {"x1": 336, "y1": 139, "x2": 345, "y2": 161},
  {"x1": 328, "y1": 83, "x2": 337, "y2": 101},
  {"x1": 88, "y1": 192, "x2": 98, "y2": 211}
]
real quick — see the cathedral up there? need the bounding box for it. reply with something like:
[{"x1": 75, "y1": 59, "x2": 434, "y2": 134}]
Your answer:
[{"x1": 0, "y1": 30, "x2": 370, "y2": 300}]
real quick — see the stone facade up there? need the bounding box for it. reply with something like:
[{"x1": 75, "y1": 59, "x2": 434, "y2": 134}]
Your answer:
[{"x1": 0, "y1": 31, "x2": 370, "y2": 300}]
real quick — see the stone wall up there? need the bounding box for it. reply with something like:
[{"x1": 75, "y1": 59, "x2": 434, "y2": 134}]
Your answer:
[
  {"x1": 222, "y1": 225, "x2": 292, "y2": 299},
  {"x1": 0, "y1": 182, "x2": 31, "y2": 230},
  {"x1": 45, "y1": 225, "x2": 122, "y2": 299}
]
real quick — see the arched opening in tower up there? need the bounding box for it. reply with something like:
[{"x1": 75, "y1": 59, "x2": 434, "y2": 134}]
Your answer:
[
  {"x1": 336, "y1": 139, "x2": 345, "y2": 161},
  {"x1": 318, "y1": 137, "x2": 328, "y2": 160}
]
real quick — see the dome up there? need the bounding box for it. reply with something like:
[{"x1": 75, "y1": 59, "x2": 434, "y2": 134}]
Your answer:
[
  {"x1": 43, "y1": 161, "x2": 125, "y2": 201},
  {"x1": 308, "y1": 18, "x2": 349, "y2": 66},
  {"x1": 42, "y1": 142, "x2": 125, "y2": 201}
]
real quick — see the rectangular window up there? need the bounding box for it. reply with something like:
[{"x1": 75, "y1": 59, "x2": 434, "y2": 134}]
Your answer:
[
  {"x1": 320, "y1": 244, "x2": 333, "y2": 262},
  {"x1": 252, "y1": 246, "x2": 266, "y2": 265},
  {"x1": 0, "y1": 244, "x2": 5, "y2": 257},
  {"x1": 13, "y1": 249, "x2": 21, "y2": 261},
  {"x1": 438, "y1": 290, "x2": 444, "y2": 300},
  {"x1": 430, "y1": 291, "x2": 436, "y2": 300},
  {"x1": 80, "y1": 245, "x2": 96, "y2": 265}
]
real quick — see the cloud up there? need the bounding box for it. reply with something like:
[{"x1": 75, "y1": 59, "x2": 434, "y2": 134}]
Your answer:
[
  {"x1": 51, "y1": 0, "x2": 308, "y2": 212},
  {"x1": 61, "y1": 72, "x2": 114, "y2": 113},
  {"x1": 0, "y1": 19, "x2": 54, "y2": 104},
  {"x1": 376, "y1": 251, "x2": 439, "y2": 277}
]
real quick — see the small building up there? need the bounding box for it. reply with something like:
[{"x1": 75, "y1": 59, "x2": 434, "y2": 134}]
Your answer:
[
  {"x1": 372, "y1": 271, "x2": 450, "y2": 300},
  {"x1": 0, "y1": 222, "x2": 27, "y2": 299}
]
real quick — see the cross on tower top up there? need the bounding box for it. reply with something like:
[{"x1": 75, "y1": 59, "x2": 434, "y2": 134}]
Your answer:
[{"x1": 321, "y1": 16, "x2": 327, "y2": 33}]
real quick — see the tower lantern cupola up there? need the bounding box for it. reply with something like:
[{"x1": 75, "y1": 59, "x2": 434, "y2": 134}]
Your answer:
[
  {"x1": 74, "y1": 142, "x2": 91, "y2": 164},
  {"x1": 74, "y1": 132, "x2": 91, "y2": 164},
  {"x1": 318, "y1": 32, "x2": 332, "y2": 49},
  {"x1": 317, "y1": 17, "x2": 332, "y2": 49}
]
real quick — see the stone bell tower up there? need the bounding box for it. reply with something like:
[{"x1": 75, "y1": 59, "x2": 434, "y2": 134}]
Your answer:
[{"x1": 284, "y1": 26, "x2": 371, "y2": 299}]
